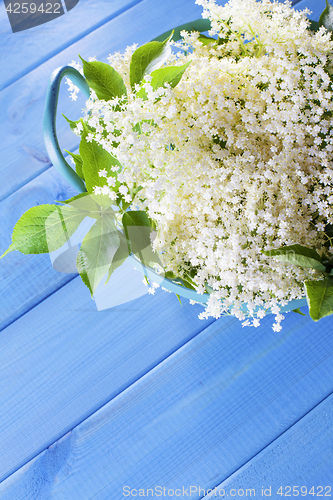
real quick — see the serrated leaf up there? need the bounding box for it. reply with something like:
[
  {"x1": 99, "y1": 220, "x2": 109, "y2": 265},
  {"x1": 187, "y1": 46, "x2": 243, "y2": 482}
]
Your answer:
[
  {"x1": 179, "y1": 278, "x2": 196, "y2": 290},
  {"x1": 149, "y1": 61, "x2": 191, "y2": 91},
  {"x1": 64, "y1": 150, "x2": 84, "y2": 179},
  {"x1": 176, "y1": 294, "x2": 183, "y2": 305},
  {"x1": 292, "y1": 307, "x2": 307, "y2": 316},
  {"x1": 79, "y1": 56, "x2": 127, "y2": 101},
  {"x1": 62, "y1": 114, "x2": 80, "y2": 131},
  {"x1": 263, "y1": 244, "x2": 325, "y2": 272},
  {"x1": 76, "y1": 216, "x2": 120, "y2": 295},
  {"x1": 1, "y1": 204, "x2": 87, "y2": 257},
  {"x1": 319, "y1": 0, "x2": 333, "y2": 32},
  {"x1": 76, "y1": 250, "x2": 91, "y2": 292},
  {"x1": 80, "y1": 123, "x2": 122, "y2": 193},
  {"x1": 105, "y1": 231, "x2": 130, "y2": 283},
  {"x1": 63, "y1": 115, "x2": 96, "y2": 135},
  {"x1": 129, "y1": 33, "x2": 173, "y2": 89},
  {"x1": 304, "y1": 278, "x2": 333, "y2": 320}
]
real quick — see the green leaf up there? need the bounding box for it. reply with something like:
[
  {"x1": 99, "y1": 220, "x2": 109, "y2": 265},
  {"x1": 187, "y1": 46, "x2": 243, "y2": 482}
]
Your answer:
[
  {"x1": 122, "y1": 211, "x2": 161, "y2": 268},
  {"x1": 176, "y1": 294, "x2": 183, "y2": 305},
  {"x1": 198, "y1": 34, "x2": 216, "y2": 45},
  {"x1": 62, "y1": 114, "x2": 80, "y2": 131},
  {"x1": 292, "y1": 308, "x2": 307, "y2": 316},
  {"x1": 105, "y1": 231, "x2": 130, "y2": 283},
  {"x1": 62, "y1": 193, "x2": 116, "y2": 222},
  {"x1": 122, "y1": 210, "x2": 154, "y2": 230},
  {"x1": 149, "y1": 61, "x2": 191, "y2": 91},
  {"x1": 60, "y1": 192, "x2": 90, "y2": 205},
  {"x1": 308, "y1": 19, "x2": 320, "y2": 32},
  {"x1": 63, "y1": 115, "x2": 96, "y2": 135},
  {"x1": 319, "y1": 0, "x2": 333, "y2": 32},
  {"x1": 64, "y1": 150, "x2": 84, "y2": 179},
  {"x1": 304, "y1": 278, "x2": 333, "y2": 320},
  {"x1": 79, "y1": 56, "x2": 127, "y2": 101},
  {"x1": 80, "y1": 123, "x2": 122, "y2": 193},
  {"x1": 129, "y1": 33, "x2": 173, "y2": 89},
  {"x1": 178, "y1": 278, "x2": 196, "y2": 290},
  {"x1": 262, "y1": 244, "x2": 325, "y2": 272},
  {"x1": 165, "y1": 270, "x2": 177, "y2": 279},
  {"x1": 1, "y1": 204, "x2": 87, "y2": 257},
  {"x1": 76, "y1": 216, "x2": 120, "y2": 295},
  {"x1": 76, "y1": 248, "x2": 91, "y2": 292}
]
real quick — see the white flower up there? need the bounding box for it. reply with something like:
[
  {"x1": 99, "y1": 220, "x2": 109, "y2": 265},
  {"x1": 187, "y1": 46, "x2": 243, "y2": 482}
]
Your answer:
[
  {"x1": 107, "y1": 177, "x2": 116, "y2": 187},
  {"x1": 69, "y1": 0, "x2": 333, "y2": 329},
  {"x1": 73, "y1": 121, "x2": 83, "y2": 136},
  {"x1": 119, "y1": 185, "x2": 129, "y2": 195}
]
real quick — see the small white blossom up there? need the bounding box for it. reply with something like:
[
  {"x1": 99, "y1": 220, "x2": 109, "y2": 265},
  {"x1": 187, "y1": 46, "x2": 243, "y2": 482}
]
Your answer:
[
  {"x1": 107, "y1": 177, "x2": 116, "y2": 187},
  {"x1": 73, "y1": 121, "x2": 83, "y2": 136},
  {"x1": 119, "y1": 185, "x2": 129, "y2": 195}
]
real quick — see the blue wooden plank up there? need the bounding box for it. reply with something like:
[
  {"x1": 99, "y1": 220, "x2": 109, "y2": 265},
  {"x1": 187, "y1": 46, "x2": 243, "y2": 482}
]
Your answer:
[
  {"x1": 294, "y1": 0, "x2": 326, "y2": 19},
  {"x1": 0, "y1": 0, "x2": 204, "y2": 202},
  {"x1": 204, "y1": 393, "x2": 333, "y2": 498},
  {"x1": 0, "y1": 309, "x2": 332, "y2": 498},
  {"x1": 0, "y1": 276, "x2": 214, "y2": 483},
  {"x1": 0, "y1": 0, "x2": 143, "y2": 91},
  {"x1": 0, "y1": 166, "x2": 78, "y2": 332}
]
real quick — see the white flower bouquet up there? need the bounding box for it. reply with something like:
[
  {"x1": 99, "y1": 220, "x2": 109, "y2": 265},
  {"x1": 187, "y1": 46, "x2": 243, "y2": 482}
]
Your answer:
[{"x1": 3, "y1": 0, "x2": 333, "y2": 330}]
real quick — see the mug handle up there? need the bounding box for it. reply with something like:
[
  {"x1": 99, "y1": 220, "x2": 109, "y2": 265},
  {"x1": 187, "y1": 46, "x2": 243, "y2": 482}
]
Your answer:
[{"x1": 43, "y1": 65, "x2": 90, "y2": 193}]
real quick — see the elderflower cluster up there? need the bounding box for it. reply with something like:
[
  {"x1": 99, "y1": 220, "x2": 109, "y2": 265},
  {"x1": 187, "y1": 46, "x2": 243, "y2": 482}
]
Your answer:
[{"x1": 74, "y1": 0, "x2": 333, "y2": 330}]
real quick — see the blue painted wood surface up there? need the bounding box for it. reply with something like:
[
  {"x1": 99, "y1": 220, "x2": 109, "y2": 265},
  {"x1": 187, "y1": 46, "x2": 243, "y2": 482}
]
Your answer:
[
  {"x1": 1, "y1": 310, "x2": 332, "y2": 497},
  {"x1": 206, "y1": 393, "x2": 333, "y2": 497},
  {"x1": 0, "y1": 0, "x2": 333, "y2": 497},
  {"x1": 0, "y1": 0, "x2": 144, "y2": 91}
]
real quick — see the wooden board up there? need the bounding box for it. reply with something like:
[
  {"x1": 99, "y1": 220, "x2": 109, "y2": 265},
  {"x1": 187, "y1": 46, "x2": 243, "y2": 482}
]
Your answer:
[
  {"x1": 0, "y1": 276, "x2": 214, "y2": 483},
  {"x1": 205, "y1": 393, "x2": 333, "y2": 497},
  {"x1": 0, "y1": 0, "x2": 144, "y2": 91},
  {"x1": 0, "y1": 308, "x2": 332, "y2": 497},
  {"x1": 0, "y1": 166, "x2": 78, "y2": 331}
]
